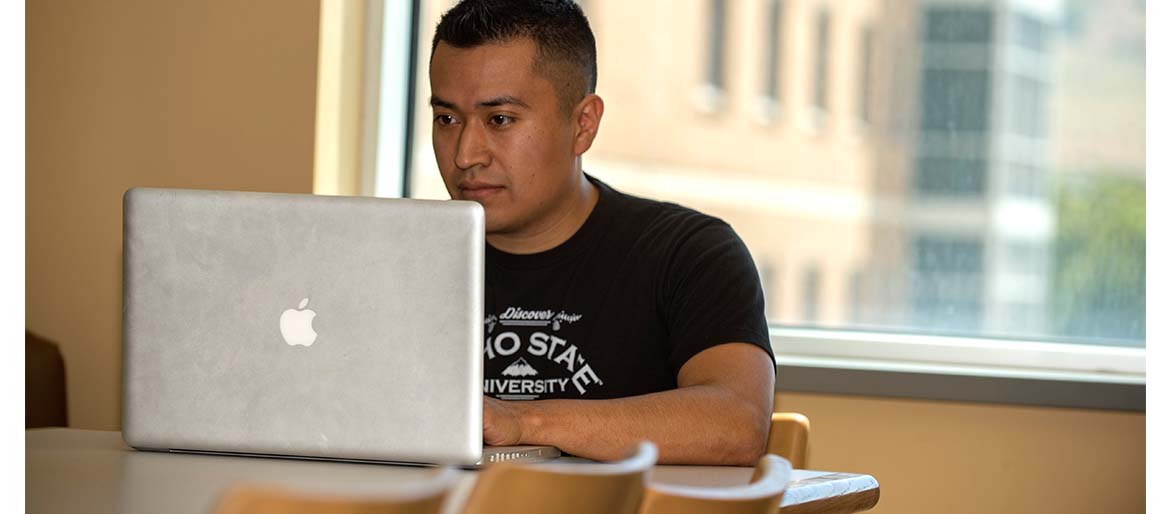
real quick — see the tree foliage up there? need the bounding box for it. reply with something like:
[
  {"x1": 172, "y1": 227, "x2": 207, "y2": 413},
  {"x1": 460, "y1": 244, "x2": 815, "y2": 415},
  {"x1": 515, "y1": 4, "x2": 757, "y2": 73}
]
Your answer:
[{"x1": 1050, "y1": 174, "x2": 1145, "y2": 343}]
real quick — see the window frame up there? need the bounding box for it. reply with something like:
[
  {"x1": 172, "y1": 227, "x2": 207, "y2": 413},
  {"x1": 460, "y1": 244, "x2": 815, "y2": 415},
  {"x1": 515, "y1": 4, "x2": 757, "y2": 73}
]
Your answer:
[{"x1": 771, "y1": 327, "x2": 1144, "y2": 411}]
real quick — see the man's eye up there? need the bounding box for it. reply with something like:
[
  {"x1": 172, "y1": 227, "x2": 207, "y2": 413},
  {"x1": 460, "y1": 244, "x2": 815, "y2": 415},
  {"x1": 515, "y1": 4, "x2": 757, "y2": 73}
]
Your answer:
[
  {"x1": 435, "y1": 114, "x2": 457, "y2": 125},
  {"x1": 489, "y1": 115, "x2": 514, "y2": 126}
]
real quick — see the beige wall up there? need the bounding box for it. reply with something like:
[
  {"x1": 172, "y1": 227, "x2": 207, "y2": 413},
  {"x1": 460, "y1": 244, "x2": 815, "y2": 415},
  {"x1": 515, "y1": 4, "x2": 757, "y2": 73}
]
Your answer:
[
  {"x1": 26, "y1": 2, "x2": 1144, "y2": 514},
  {"x1": 26, "y1": 0, "x2": 321, "y2": 429},
  {"x1": 779, "y1": 392, "x2": 1145, "y2": 514}
]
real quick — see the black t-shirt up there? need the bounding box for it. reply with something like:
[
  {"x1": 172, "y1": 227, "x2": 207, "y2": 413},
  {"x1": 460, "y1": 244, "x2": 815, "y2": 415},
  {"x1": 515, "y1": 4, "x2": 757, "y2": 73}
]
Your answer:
[{"x1": 483, "y1": 175, "x2": 773, "y2": 400}]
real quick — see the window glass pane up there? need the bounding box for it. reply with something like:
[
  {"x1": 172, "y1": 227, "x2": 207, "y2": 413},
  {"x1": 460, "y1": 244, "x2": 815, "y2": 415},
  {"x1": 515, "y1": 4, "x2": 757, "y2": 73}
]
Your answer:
[{"x1": 407, "y1": 0, "x2": 1146, "y2": 347}]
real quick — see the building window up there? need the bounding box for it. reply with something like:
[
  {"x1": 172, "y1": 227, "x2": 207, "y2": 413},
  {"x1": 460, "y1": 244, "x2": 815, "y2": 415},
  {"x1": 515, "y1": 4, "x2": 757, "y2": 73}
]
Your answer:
[
  {"x1": 911, "y1": 237, "x2": 985, "y2": 331},
  {"x1": 801, "y1": 266, "x2": 822, "y2": 323},
  {"x1": 1010, "y1": 74, "x2": 1047, "y2": 139},
  {"x1": 1005, "y1": 241, "x2": 1045, "y2": 275},
  {"x1": 693, "y1": 0, "x2": 730, "y2": 113},
  {"x1": 849, "y1": 270, "x2": 864, "y2": 323},
  {"x1": 762, "y1": 0, "x2": 784, "y2": 103},
  {"x1": 1005, "y1": 163, "x2": 1047, "y2": 198},
  {"x1": 924, "y1": 8, "x2": 993, "y2": 44},
  {"x1": 706, "y1": 0, "x2": 728, "y2": 91},
  {"x1": 919, "y1": 69, "x2": 990, "y2": 132},
  {"x1": 1013, "y1": 12, "x2": 1050, "y2": 53},
  {"x1": 811, "y1": 8, "x2": 832, "y2": 113},
  {"x1": 758, "y1": 259, "x2": 779, "y2": 319},
  {"x1": 914, "y1": 156, "x2": 986, "y2": 195},
  {"x1": 858, "y1": 24, "x2": 875, "y2": 124}
]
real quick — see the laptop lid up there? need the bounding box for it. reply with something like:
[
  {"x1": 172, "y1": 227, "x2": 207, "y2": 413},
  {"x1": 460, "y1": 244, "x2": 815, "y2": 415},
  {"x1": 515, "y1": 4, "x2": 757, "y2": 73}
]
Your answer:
[{"x1": 122, "y1": 188, "x2": 485, "y2": 465}]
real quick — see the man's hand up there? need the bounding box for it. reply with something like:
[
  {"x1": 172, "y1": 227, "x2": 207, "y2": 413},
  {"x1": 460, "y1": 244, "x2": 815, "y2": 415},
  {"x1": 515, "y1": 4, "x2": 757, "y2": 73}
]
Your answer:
[{"x1": 483, "y1": 396, "x2": 524, "y2": 446}]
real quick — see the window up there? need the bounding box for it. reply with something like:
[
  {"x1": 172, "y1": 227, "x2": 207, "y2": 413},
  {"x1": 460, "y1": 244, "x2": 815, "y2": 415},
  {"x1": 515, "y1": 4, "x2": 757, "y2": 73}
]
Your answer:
[
  {"x1": 690, "y1": 0, "x2": 731, "y2": 113},
  {"x1": 858, "y1": 25, "x2": 874, "y2": 124},
  {"x1": 848, "y1": 270, "x2": 864, "y2": 323},
  {"x1": 911, "y1": 237, "x2": 984, "y2": 331},
  {"x1": 801, "y1": 266, "x2": 822, "y2": 323},
  {"x1": 758, "y1": 258, "x2": 779, "y2": 316},
  {"x1": 924, "y1": 8, "x2": 993, "y2": 44},
  {"x1": 1004, "y1": 241, "x2": 1045, "y2": 275},
  {"x1": 1005, "y1": 163, "x2": 1045, "y2": 198},
  {"x1": 1013, "y1": 12, "x2": 1049, "y2": 53},
  {"x1": 762, "y1": 0, "x2": 784, "y2": 105},
  {"x1": 914, "y1": 156, "x2": 986, "y2": 195},
  {"x1": 1010, "y1": 74, "x2": 1047, "y2": 139},
  {"x1": 811, "y1": 8, "x2": 832, "y2": 113},
  {"x1": 919, "y1": 69, "x2": 990, "y2": 132},
  {"x1": 380, "y1": 0, "x2": 1145, "y2": 406},
  {"x1": 705, "y1": 0, "x2": 729, "y2": 95}
]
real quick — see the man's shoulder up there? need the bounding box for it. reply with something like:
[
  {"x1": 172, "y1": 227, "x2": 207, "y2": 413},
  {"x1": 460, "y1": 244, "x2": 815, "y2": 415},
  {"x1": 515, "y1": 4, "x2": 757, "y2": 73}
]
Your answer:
[{"x1": 598, "y1": 177, "x2": 734, "y2": 241}]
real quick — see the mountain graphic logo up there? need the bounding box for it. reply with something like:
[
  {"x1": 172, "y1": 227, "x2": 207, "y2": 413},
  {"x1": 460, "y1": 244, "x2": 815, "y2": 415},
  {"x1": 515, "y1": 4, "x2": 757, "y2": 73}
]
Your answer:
[{"x1": 501, "y1": 357, "x2": 539, "y2": 377}]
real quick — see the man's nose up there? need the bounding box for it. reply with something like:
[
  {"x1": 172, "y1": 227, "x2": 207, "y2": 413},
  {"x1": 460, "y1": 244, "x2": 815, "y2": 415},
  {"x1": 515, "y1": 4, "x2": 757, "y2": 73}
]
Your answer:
[{"x1": 454, "y1": 121, "x2": 491, "y2": 170}]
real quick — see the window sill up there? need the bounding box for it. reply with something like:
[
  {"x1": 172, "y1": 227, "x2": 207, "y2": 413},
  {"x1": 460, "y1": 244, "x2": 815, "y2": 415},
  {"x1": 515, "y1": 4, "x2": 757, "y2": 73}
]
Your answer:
[{"x1": 770, "y1": 327, "x2": 1145, "y2": 412}]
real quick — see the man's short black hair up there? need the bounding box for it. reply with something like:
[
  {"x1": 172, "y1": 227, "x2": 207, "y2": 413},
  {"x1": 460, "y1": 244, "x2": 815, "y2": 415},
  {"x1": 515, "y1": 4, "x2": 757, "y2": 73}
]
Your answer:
[{"x1": 431, "y1": 0, "x2": 597, "y2": 114}]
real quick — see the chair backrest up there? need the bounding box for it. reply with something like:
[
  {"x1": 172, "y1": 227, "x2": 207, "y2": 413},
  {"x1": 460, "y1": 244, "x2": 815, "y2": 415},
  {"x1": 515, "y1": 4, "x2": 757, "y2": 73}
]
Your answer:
[
  {"x1": 635, "y1": 454, "x2": 793, "y2": 514},
  {"x1": 26, "y1": 331, "x2": 68, "y2": 428},
  {"x1": 210, "y1": 466, "x2": 458, "y2": 514},
  {"x1": 460, "y1": 441, "x2": 658, "y2": 514},
  {"x1": 765, "y1": 412, "x2": 809, "y2": 469}
]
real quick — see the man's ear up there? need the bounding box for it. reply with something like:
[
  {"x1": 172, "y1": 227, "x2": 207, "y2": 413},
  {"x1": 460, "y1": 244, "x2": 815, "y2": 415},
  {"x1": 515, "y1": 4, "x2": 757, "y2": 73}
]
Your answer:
[{"x1": 572, "y1": 94, "x2": 605, "y2": 156}]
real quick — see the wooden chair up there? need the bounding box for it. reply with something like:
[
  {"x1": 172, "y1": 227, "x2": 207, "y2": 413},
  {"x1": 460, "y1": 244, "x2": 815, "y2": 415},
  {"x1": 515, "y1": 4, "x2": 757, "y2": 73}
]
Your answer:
[
  {"x1": 635, "y1": 454, "x2": 793, "y2": 514},
  {"x1": 460, "y1": 441, "x2": 657, "y2": 514},
  {"x1": 210, "y1": 466, "x2": 458, "y2": 514},
  {"x1": 765, "y1": 412, "x2": 810, "y2": 469}
]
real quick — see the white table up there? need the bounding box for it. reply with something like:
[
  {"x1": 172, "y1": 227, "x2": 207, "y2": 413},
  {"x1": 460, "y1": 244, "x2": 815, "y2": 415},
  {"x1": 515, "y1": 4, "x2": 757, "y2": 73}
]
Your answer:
[{"x1": 26, "y1": 429, "x2": 879, "y2": 514}]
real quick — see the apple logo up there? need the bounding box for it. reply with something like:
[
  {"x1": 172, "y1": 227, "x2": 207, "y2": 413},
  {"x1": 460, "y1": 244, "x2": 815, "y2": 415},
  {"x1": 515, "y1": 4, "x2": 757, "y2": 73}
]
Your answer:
[{"x1": 280, "y1": 297, "x2": 318, "y2": 347}]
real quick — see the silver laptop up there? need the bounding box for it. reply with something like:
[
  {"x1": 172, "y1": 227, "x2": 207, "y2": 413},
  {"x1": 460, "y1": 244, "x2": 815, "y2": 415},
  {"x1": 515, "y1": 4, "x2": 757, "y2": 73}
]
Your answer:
[{"x1": 121, "y1": 188, "x2": 559, "y2": 466}]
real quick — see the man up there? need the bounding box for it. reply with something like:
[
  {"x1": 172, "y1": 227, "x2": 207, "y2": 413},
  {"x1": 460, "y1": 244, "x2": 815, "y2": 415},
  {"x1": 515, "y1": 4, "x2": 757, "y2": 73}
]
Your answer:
[{"x1": 429, "y1": 0, "x2": 776, "y2": 466}]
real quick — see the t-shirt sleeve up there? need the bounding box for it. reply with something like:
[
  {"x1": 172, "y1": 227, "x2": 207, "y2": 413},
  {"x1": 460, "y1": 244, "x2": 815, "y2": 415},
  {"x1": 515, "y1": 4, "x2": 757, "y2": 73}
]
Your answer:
[{"x1": 660, "y1": 218, "x2": 774, "y2": 378}]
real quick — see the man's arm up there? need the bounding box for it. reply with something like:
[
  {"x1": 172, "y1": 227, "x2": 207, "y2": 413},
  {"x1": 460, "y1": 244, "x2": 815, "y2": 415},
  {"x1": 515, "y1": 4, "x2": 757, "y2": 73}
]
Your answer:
[{"x1": 483, "y1": 342, "x2": 776, "y2": 466}]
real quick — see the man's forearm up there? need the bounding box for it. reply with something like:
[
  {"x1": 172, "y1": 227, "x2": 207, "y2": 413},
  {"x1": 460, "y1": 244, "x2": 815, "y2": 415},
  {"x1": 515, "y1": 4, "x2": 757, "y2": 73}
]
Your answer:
[{"x1": 511, "y1": 385, "x2": 771, "y2": 466}]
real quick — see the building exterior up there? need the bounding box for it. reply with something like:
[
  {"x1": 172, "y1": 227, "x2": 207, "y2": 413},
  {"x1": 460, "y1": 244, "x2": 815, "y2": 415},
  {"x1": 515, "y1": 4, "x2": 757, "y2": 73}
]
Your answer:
[{"x1": 905, "y1": 0, "x2": 1061, "y2": 336}]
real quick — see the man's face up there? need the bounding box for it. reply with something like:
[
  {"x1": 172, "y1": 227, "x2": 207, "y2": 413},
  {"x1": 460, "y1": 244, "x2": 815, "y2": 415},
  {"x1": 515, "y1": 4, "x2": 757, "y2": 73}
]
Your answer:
[{"x1": 429, "y1": 38, "x2": 580, "y2": 236}]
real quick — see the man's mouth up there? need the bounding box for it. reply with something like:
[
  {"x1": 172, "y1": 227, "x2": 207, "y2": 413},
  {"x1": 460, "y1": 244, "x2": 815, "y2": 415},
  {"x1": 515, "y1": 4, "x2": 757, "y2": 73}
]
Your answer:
[{"x1": 458, "y1": 181, "x2": 505, "y2": 200}]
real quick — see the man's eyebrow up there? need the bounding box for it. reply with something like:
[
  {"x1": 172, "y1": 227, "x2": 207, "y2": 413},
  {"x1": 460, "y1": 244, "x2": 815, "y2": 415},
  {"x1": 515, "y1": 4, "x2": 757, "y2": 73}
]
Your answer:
[
  {"x1": 478, "y1": 96, "x2": 530, "y2": 109},
  {"x1": 429, "y1": 96, "x2": 456, "y2": 109},
  {"x1": 429, "y1": 95, "x2": 531, "y2": 110}
]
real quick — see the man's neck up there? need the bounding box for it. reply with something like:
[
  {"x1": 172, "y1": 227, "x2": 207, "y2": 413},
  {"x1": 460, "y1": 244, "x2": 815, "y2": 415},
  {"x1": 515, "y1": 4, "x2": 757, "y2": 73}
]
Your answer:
[{"x1": 487, "y1": 174, "x2": 600, "y2": 255}]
